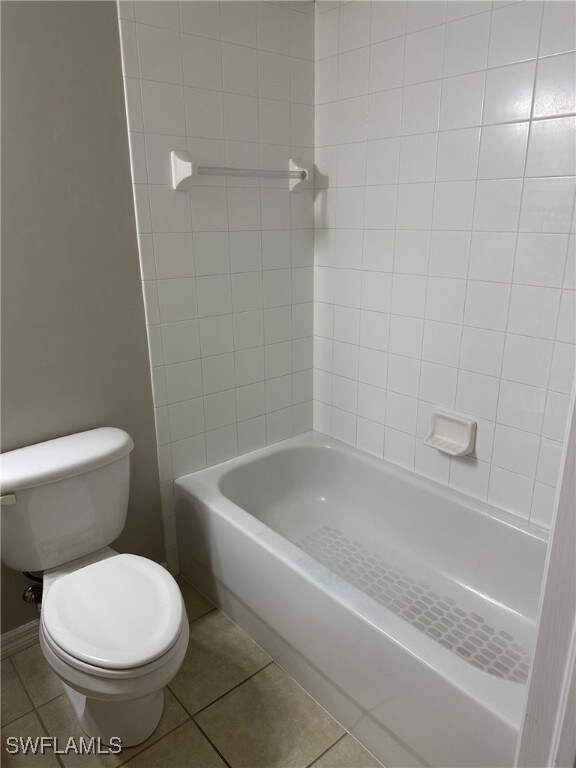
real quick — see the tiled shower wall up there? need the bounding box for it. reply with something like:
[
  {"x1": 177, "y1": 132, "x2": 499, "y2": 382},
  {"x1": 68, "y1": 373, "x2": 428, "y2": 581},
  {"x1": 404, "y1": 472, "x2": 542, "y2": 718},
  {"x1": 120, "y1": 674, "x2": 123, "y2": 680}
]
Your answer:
[
  {"x1": 313, "y1": 0, "x2": 575, "y2": 527},
  {"x1": 117, "y1": 1, "x2": 314, "y2": 570}
]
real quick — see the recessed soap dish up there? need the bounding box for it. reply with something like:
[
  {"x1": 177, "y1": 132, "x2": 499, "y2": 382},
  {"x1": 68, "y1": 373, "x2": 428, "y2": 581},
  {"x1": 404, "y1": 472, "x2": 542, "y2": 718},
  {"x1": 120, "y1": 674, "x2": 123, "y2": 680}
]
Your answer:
[{"x1": 424, "y1": 412, "x2": 477, "y2": 457}]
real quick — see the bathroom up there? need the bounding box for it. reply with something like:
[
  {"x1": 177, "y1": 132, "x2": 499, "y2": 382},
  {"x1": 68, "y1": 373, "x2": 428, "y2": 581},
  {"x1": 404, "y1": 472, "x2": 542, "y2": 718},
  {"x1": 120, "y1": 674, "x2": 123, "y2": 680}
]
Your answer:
[{"x1": 1, "y1": 0, "x2": 574, "y2": 765}]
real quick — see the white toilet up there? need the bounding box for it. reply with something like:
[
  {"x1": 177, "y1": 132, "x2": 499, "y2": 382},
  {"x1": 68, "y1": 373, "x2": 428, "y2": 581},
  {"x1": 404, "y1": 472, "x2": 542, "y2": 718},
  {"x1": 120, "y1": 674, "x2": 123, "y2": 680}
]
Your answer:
[{"x1": 0, "y1": 427, "x2": 189, "y2": 747}]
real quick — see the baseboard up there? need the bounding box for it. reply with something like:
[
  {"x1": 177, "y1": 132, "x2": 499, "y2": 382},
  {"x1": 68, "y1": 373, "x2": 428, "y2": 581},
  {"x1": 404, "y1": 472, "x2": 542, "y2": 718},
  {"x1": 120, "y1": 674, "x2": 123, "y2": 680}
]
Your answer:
[{"x1": 1, "y1": 619, "x2": 40, "y2": 659}]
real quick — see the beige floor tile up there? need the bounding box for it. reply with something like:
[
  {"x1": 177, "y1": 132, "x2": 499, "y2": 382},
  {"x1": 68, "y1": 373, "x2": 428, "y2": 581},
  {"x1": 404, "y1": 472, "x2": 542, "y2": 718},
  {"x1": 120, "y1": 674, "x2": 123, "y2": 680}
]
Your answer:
[
  {"x1": 1, "y1": 659, "x2": 33, "y2": 726},
  {"x1": 168, "y1": 611, "x2": 270, "y2": 715},
  {"x1": 1, "y1": 711, "x2": 60, "y2": 768},
  {"x1": 39, "y1": 688, "x2": 188, "y2": 768},
  {"x1": 312, "y1": 735, "x2": 384, "y2": 768},
  {"x1": 11, "y1": 643, "x2": 63, "y2": 707},
  {"x1": 196, "y1": 663, "x2": 345, "y2": 768},
  {"x1": 176, "y1": 575, "x2": 214, "y2": 622},
  {"x1": 121, "y1": 720, "x2": 226, "y2": 768}
]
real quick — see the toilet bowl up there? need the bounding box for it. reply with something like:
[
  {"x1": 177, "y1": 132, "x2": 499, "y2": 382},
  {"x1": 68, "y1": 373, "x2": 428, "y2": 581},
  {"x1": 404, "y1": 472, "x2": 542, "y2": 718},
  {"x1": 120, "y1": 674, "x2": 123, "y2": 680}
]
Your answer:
[
  {"x1": 0, "y1": 428, "x2": 190, "y2": 747},
  {"x1": 39, "y1": 549, "x2": 189, "y2": 746}
]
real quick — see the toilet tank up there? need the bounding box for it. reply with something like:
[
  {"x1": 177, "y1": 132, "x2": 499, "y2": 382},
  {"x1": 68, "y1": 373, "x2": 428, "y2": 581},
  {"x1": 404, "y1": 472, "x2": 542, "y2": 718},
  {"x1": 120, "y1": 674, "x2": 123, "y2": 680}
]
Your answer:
[{"x1": 0, "y1": 428, "x2": 134, "y2": 572}]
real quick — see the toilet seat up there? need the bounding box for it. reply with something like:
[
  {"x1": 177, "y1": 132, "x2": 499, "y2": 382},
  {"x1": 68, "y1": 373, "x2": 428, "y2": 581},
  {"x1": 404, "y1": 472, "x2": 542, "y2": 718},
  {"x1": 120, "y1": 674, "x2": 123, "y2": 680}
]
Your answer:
[
  {"x1": 42, "y1": 554, "x2": 184, "y2": 670},
  {"x1": 40, "y1": 613, "x2": 190, "y2": 702}
]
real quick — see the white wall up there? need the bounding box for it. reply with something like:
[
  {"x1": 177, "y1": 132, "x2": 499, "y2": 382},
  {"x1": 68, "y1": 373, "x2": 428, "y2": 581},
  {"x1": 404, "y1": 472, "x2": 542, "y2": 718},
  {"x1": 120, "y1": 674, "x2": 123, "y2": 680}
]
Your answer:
[
  {"x1": 117, "y1": 0, "x2": 314, "y2": 571},
  {"x1": 313, "y1": 0, "x2": 575, "y2": 528}
]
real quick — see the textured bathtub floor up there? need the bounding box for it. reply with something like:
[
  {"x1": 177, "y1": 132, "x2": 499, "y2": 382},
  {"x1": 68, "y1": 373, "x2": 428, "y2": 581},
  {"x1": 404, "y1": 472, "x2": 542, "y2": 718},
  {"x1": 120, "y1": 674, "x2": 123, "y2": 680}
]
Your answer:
[{"x1": 1, "y1": 576, "x2": 383, "y2": 768}]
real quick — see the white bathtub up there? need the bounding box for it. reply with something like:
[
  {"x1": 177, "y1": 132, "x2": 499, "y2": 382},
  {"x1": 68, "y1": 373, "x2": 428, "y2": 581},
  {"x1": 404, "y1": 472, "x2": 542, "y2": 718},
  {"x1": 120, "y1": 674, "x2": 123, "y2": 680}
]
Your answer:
[{"x1": 175, "y1": 432, "x2": 548, "y2": 767}]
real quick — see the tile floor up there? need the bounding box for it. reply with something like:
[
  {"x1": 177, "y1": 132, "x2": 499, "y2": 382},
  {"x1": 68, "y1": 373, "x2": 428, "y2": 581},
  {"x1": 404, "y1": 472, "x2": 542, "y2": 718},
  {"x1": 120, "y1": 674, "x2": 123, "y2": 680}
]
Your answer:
[{"x1": 1, "y1": 577, "x2": 383, "y2": 768}]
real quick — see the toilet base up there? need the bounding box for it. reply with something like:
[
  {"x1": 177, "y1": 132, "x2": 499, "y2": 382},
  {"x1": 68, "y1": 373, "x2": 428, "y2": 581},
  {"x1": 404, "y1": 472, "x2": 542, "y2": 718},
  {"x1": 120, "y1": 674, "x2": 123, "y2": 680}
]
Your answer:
[{"x1": 62, "y1": 682, "x2": 164, "y2": 748}]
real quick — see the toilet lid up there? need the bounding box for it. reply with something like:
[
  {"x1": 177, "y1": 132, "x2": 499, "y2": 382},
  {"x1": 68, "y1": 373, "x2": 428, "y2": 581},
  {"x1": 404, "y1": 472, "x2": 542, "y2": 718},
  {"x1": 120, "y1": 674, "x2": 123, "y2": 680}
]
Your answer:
[{"x1": 42, "y1": 554, "x2": 184, "y2": 670}]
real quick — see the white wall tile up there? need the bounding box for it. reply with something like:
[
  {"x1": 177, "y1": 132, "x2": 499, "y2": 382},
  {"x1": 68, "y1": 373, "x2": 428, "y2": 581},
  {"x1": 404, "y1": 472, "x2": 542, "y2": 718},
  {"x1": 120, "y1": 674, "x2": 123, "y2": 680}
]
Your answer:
[
  {"x1": 136, "y1": 23, "x2": 182, "y2": 84},
  {"x1": 436, "y1": 128, "x2": 480, "y2": 182},
  {"x1": 222, "y1": 43, "x2": 258, "y2": 97},
  {"x1": 162, "y1": 319, "x2": 201, "y2": 364},
  {"x1": 165, "y1": 359, "x2": 203, "y2": 403},
  {"x1": 371, "y1": 1, "x2": 406, "y2": 43},
  {"x1": 449, "y1": 458, "x2": 490, "y2": 501},
  {"x1": 513, "y1": 234, "x2": 569, "y2": 288},
  {"x1": 404, "y1": 25, "x2": 445, "y2": 86},
  {"x1": 540, "y1": 0, "x2": 576, "y2": 57},
  {"x1": 396, "y1": 183, "x2": 434, "y2": 229},
  {"x1": 519, "y1": 177, "x2": 576, "y2": 234},
  {"x1": 391, "y1": 273, "x2": 427, "y2": 318},
  {"x1": 389, "y1": 315, "x2": 424, "y2": 359},
  {"x1": 385, "y1": 391, "x2": 418, "y2": 434},
  {"x1": 420, "y1": 361, "x2": 458, "y2": 408},
  {"x1": 387, "y1": 354, "x2": 420, "y2": 397},
  {"x1": 549, "y1": 341, "x2": 576, "y2": 394},
  {"x1": 220, "y1": 1, "x2": 257, "y2": 47},
  {"x1": 384, "y1": 426, "x2": 415, "y2": 469},
  {"x1": 180, "y1": 2, "x2": 220, "y2": 39},
  {"x1": 473, "y1": 179, "x2": 523, "y2": 232},
  {"x1": 182, "y1": 33, "x2": 222, "y2": 90},
  {"x1": 368, "y1": 89, "x2": 403, "y2": 139},
  {"x1": 464, "y1": 281, "x2": 510, "y2": 331},
  {"x1": 543, "y1": 391, "x2": 571, "y2": 441},
  {"x1": 526, "y1": 117, "x2": 576, "y2": 178},
  {"x1": 157, "y1": 278, "x2": 198, "y2": 323},
  {"x1": 171, "y1": 434, "x2": 206, "y2": 477},
  {"x1": 433, "y1": 181, "x2": 476, "y2": 230},
  {"x1": 399, "y1": 134, "x2": 437, "y2": 184},
  {"x1": 440, "y1": 71, "x2": 485, "y2": 130},
  {"x1": 478, "y1": 123, "x2": 529, "y2": 180},
  {"x1": 357, "y1": 417, "x2": 384, "y2": 457},
  {"x1": 492, "y1": 424, "x2": 540, "y2": 478},
  {"x1": 339, "y1": 1, "x2": 371, "y2": 53},
  {"x1": 469, "y1": 232, "x2": 516, "y2": 282},
  {"x1": 141, "y1": 80, "x2": 185, "y2": 135},
  {"x1": 497, "y1": 379, "x2": 546, "y2": 433},
  {"x1": 533, "y1": 52, "x2": 576, "y2": 119},
  {"x1": 557, "y1": 290, "x2": 576, "y2": 344},
  {"x1": 422, "y1": 320, "x2": 461, "y2": 367},
  {"x1": 394, "y1": 230, "x2": 430, "y2": 275},
  {"x1": 460, "y1": 326, "x2": 505, "y2": 378},
  {"x1": 134, "y1": 1, "x2": 179, "y2": 30},
  {"x1": 530, "y1": 482, "x2": 556, "y2": 528},
  {"x1": 488, "y1": 466, "x2": 533, "y2": 520},
  {"x1": 202, "y1": 353, "x2": 236, "y2": 394},
  {"x1": 507, "y1": 285, "x2": 561, "y2": 339},
  {"x1": 537, "y1": 437, "x2": 564, "y2": 487},
  {"x1": 369, "y1": 38, "x2": 405, "y2": 93},
  {"x1": 501, "y1": 334, "x2": 554, "y2": 389},
  {"x1": 483, "y1": 60, "x2": 535, "y2": 125},
  {"x1": 401, "y1": 81, "x2": 442, "y2": 135},
  {"x1": 443, "y1": 12, "x2": 490, "y2": 77},
  {"x1": 426, "y1": 277, "x2": 466, "y2": 324},
  {"x1": 407, "y1": 1, "x2": 446, "y2": 33},
  {"x1": 168, "y1": 397, "x2": 205, "y2": 441},
  {"x1": 338, "y1": 47, "x2": 370, "y2": 99},
  {"x1": 488, "y1": 1, "x2": 543, "y2": 68},
  {"x1": 200, "y1": 315, "x2": 234, "y2": 357}
]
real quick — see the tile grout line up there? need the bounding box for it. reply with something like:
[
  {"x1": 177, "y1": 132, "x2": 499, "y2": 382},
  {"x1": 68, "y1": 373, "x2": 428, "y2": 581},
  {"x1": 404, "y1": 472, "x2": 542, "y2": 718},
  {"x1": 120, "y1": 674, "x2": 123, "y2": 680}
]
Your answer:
[
  {"x1": 116, "y1": 719, "x2": 193, "y2": 768},
  {"x1": 185, "y1": 659, "x2": 275, "y2": 719},
  {"x1": 188, "y1": 717, "x2": 234, "y2": 768},
  {"x1": 305, "y1": 732, "x2": 348, "y2": 768}
]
